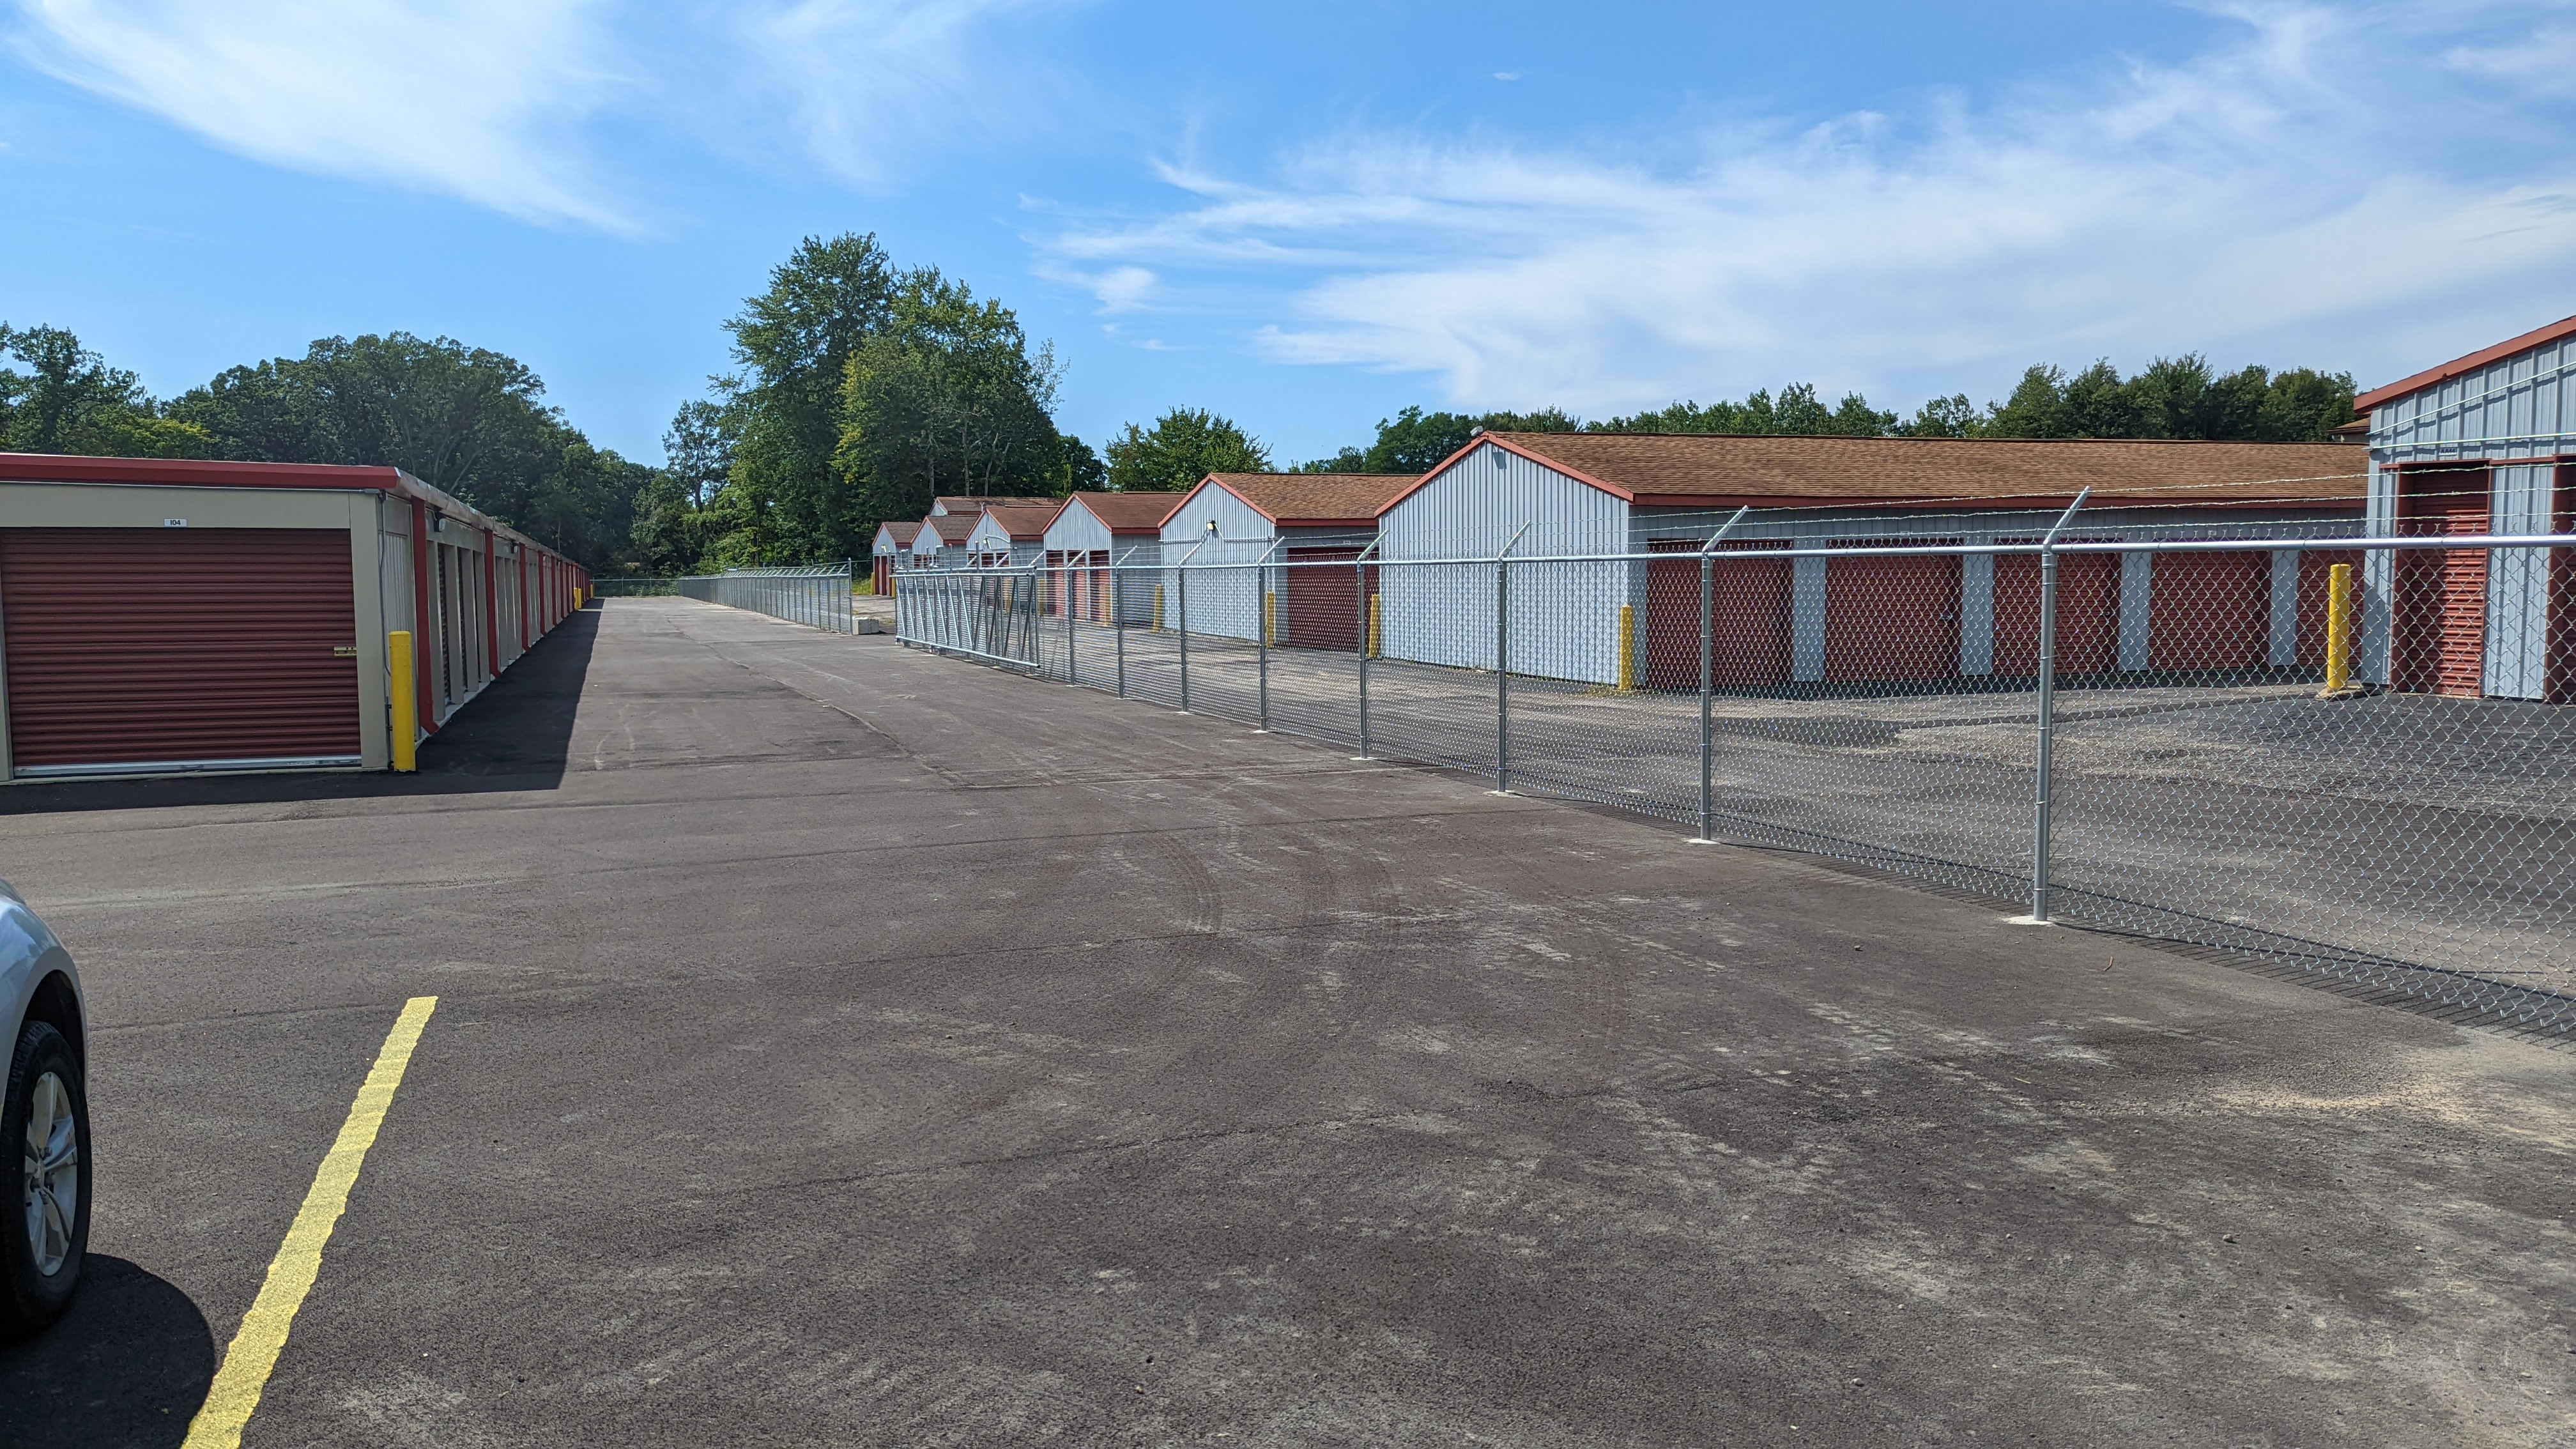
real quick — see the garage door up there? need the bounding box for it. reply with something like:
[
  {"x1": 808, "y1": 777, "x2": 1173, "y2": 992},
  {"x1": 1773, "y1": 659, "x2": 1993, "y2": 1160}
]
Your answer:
[
  {"x1": 1643, "y1": 540, "x2": 1793, "y2": 689},
  {"x1": 1825, "y1": 545, "x2": 1961, "y2": 684},
  {"x1": 1282, "y1": 548, "x2": 1364, "y2": 650},
  {"x1": 1992, "y1": 549, "x2": 2119, "y2": 678},
  {"x1": 2149, "y1": 550, "x2": 2271, "y2": 673},
  {"x1": 2393, "y1": 478, "x2": 2492, "y2": 697},
  {"x1": 1, "y1": 528, "x2": 362, "y2": 774}
]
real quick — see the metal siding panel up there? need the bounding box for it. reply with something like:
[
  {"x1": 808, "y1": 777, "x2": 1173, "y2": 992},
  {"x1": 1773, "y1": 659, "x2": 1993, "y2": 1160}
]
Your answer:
[
  {"x1": 2487, "y1": 462, "x2": 2554, "y2": 698},
  {"x1": 1, "y1": 528, "x2": 362, "y2": 769},
  {"x1": 1380, "y1": 444, "x2": 1625, "y2": 684}
]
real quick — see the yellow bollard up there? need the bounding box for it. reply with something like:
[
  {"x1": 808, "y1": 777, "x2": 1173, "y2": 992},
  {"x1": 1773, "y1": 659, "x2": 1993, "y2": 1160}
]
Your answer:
[
  {"x1": 1367, "y1": 594, "x2": 1381, "y2": 659},
  {"x1": 1153, "y1": 585, "x2": 1165, "y2": 632},
  {"x1": 1616, "y1": 603, "x2": 1637, "y2": 692},
  {"x1": 2319, "y1": 561, "x2": 2354, "y2": 696},
  {"x1": 388, "y1": 631, "x2": 418, "y2": 772},
  {"x1": 1264, "y1": 591, "x2": 1276, "y2": 647}
]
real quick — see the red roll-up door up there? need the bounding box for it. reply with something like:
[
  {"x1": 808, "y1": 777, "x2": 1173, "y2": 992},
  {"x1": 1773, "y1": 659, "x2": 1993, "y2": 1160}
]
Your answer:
[
  {"x1": 1642, "y1": 540, "x2": 1793, "y2": 689},
  {"x1": 1, "y1": 528, "x2": 361, "y2": 772},
  {"x1": 2149, "y1": 550, "x2": 2270, "y2": 672},
  {"x1": 1825, "y1": 544, "x2": 1961, "y2": 683},
  {"x1": 1993, "y1": 548, "x2": 2120, "y2": 677},
  {"x1": 2394, "y1": 472, "x2": 2492, "y2": 696},
  {"x1": 1283, "y1": 548, "x2": 1362, "y2": 650}
]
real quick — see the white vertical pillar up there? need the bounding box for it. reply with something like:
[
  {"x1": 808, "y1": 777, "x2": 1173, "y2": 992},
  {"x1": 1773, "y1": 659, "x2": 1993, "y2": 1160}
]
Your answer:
[
  {"x1": 2487, "y1": 462, "x2": 2552, "y2": 699},
  {"x1": 2267, "y1": 549, "x2": 2301, "y2": 667},
  {"x1": 1959, "y1": 548, "x2": 1995, "y2": 677},
  {"x1": 1790, "y1": 551, "x2": 1828, "y2": 683},
  {"x1": 2118, "y1": 552, "x2": 2154, "y2": 671}
]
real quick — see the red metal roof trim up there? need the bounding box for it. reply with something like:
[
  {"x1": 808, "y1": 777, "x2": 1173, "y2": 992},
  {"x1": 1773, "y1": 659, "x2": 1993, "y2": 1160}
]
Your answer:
[{"x1": 2354, "y1": 313, "x2": 2576, "y2": 411}]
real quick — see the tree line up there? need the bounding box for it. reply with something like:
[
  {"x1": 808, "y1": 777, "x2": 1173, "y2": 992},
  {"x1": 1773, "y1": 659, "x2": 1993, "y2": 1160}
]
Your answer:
[
  {"x1": 3, "y1": 233, "x2": 2362, "y2": 574},
  {"x1": 1291, "y1": 360, "x2": 2359, "y2": 477},
  {"x1": 0, "y1": 323, "x2": 650, "y2": 565}
]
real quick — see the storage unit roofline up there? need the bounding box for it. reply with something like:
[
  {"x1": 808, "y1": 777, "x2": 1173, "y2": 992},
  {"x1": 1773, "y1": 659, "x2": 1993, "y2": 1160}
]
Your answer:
[
  {"x1": 1197, "y1": 473, "x2": 1422, "y2": 526},
  {"x1": 0, "y1": 452, "x2": 578, "y2": 563},
  {"x1": 1391, "y1": 433, "x2": 2369, "y2": 514},
  {"x1": 2355, "y1": 312, "x2": 2576, "y2": 411}
]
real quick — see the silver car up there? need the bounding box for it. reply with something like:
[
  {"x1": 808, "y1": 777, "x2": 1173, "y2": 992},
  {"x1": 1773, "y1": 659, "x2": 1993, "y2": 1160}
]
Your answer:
[{"x1": 0, "y1": 878, "x2": 86, "y2": 1337}]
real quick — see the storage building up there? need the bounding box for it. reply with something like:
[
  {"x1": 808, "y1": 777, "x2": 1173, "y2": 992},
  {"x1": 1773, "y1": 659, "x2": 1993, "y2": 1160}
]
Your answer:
[
  {"x1": 910, "y1": 512, "x2": 978, "y2": 570},
  {"x1": 962, "y1": 503, "x2": 1055, "y2": 567},
  {"x1": 1376, "y1": 433, "x2": 2365, "y2": 687},
  {"x1": 1041, "y1": 492, "x2": 1182, "y2": 623},
  {"x1": 2355, "y1": 314, "x2": 2576, "y2": 701},
  {"x1": 870, "y1": 521, "x2": 921, "y2": 594},
  {"x1": 1157, "y1": 473, "x2": 1416, "y2": 646},
  {"x1": 0, "y1": 454, "x2": 588, "y2": 779}
]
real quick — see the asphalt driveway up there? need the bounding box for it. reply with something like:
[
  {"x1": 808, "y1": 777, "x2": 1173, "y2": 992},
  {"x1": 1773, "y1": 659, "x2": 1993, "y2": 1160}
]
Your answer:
[{"x1": 1, "y1": 597, "x2": 2570, "y2": 1446}]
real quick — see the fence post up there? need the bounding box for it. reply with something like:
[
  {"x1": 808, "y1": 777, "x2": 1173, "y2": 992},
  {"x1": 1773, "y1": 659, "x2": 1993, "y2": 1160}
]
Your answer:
[
  {"x1": 1696, "y1": 507, "x2": 1751, "y2": 843},
  {"x1": 2028, "y1": 487, "x2": 2090, "y2": 923},
  {"x1": 1354, "y1": 538, "x2": 1381, "y2": 760},
  {"x1": 1178, "y1": 566, "x2": 1191, "y2": 712},
  {"x1": 1115, "y1": 564, "x2": 1128, "y2": 697},
  {"x1": 1255, "y1": 540, "x2": 1283, "y2": 731},
  {"x1": 1066, "y1": 560, "x2": 1078, "y2": 686},
  {"x1": 1495, "y1": 523, "x2": 1529, "y2": 793}
]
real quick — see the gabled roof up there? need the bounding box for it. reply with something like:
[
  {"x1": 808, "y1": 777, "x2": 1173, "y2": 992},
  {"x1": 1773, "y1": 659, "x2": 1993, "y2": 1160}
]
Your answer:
[
  {"x1": 930, "y1": 494, "x2": 1057, "y2": 516},
  {"x1": 1199, "y1": 473, "x2": 1420, "y2": 527},
  {"x1": 2353, "y1": 313, "x2": 2576, "y2": 411},
  {"x1": 921, "y1": 512, "x2": 980, "y2": 544},
  {"x1": 1393, "y1": 433, "x2": 2365, "y2": 511},
  {"x1": 973, "y1": 503, "x2": 1057, "y2": 540},
  {"x1": 1062, "y1": 491, "x2": 1188, "y2": 531},
  {"x1": 873, "y1": 520, "x2": 923, "y2": 549}
]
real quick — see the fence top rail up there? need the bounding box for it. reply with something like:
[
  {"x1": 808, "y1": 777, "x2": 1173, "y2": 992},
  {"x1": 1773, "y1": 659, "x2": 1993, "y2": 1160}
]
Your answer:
[{"x1": 893, "y1": 532, "x2": 2575, "y2": 573}]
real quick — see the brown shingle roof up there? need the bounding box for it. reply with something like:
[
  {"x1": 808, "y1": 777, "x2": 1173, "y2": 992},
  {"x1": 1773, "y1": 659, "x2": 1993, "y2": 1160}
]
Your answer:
[
  {"x1": 1464, "y1": 434, "x2": 2365, "y2": 508},
  {"x1": 878, "y1": 521, "x2": 922, "y2": 545},
  {"x1": 977, "y1": 503, "x2": 1058, "y2": 539},
  {"x1": 933, "y1": 494, "x2": 1056, "y2": 515},
  {"x1": 1206, "y1": 473, "x2": 1421, "y2": 525},
  {"x1": 1066, "y1": 491, "x2": 1187, "y2": 530},
  {"x1": 922, "y1": 513, "x2": 980, "y2": 544}
]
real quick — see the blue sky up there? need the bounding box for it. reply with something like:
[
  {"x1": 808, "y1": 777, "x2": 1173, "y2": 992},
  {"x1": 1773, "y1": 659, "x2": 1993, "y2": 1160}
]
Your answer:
[{"x1": 4, "y1": 1, "x2": 2574, "y2": 467}]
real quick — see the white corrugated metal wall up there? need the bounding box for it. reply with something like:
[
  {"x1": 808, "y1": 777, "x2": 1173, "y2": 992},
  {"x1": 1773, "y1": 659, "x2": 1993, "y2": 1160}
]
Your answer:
[
  {"x1": 1379, "y1": 443, "x2": 1629, "y2": 684},
  {"x1": 1159, "y1": 481, "x2": 1272, "y2": 642},
  {"x1": 2365, "y1": 330, "x2": 2573, "y2": 695}
]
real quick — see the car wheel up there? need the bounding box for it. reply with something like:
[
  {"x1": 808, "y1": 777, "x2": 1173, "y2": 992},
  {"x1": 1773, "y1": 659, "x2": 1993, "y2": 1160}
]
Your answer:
[{"x1": 1, "y1": 1020, "x2": 89, "y2": 1337}]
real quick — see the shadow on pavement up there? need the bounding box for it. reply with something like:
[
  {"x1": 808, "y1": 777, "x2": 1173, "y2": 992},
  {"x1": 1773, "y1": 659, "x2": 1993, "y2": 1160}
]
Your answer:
[
  {"x1": 0, "y1": 1256, "x2": 217, "y2": 1447},
  {"x1": 0, "y1": 610, "x2": 599, "y2": 816}
]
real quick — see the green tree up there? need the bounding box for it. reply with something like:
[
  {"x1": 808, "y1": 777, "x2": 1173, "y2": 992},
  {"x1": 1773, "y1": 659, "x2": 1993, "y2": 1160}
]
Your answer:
[
  {"x1": 0, "y1": 324, "x2": 210, "y2": 457},
  {"x1": 2255, "y1": 367, "x2": 2358, "y2": 442},
  {"x1": 836, "y1": 269, "x2": 1063, "y2": 530},
  {"x1": 1895, "y1": 393, "x2": 1982, "y2": 438},
  {"x1": 1105, "y1": 408, "x2": 1269, "y2": 490},
  {"x1": 721, "y1": 234, "x2": 902, "y2": 562},
  {"x1": 171, "y1": 332, "x2": 645, "y2": 569},
  {"x1": 1059, "y1": 434, "x2": 1107, "y2": 493}
]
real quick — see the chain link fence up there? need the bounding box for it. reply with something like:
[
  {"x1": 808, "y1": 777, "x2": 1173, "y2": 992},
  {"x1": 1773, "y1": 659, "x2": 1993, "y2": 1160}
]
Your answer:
[
  {"x1": 895, "y1": 510, "x2": 2575, "y2": 1036},
  {"x1": 673, "y1": 564, "x2": 861, "y2": 632}
]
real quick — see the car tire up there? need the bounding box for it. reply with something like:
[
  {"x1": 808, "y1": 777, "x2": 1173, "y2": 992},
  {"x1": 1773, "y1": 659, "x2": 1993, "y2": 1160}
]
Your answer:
[{"x1": 0, "y1": 1020, "x2": 89, "y2": 1338}]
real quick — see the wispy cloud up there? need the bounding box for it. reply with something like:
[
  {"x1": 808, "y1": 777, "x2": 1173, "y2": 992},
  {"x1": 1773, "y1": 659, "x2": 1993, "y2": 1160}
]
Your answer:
[
  {"x1": 1050, "y1": 3, "x2": 2576, "y2": 411},
  {"x1": 10, "y1": 0, "x2": 634, "y2": 229},
  {"x1": 734, "y1": 0, "x2": 1071, "y2": 185}
]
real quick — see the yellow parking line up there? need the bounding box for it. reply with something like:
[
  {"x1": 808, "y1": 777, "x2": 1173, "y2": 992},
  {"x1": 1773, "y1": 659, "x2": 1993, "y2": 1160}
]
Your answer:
[{"x1": 183, "y1": 995, "x2": 440, "y2": 1449}]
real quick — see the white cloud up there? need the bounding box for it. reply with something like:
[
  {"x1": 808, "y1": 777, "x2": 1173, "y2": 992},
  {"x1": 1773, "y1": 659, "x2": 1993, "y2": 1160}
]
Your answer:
[
  {"x1": 11, "y1": 0, "x2": 632, "y2": 229},
  {"x1": 1050, "y1": 2, "x2": 2576, "y2": 413},
  {"x1": 2446, "y1": 22, "x2": 2576, "y2": 97},
  {"x1": 735, "y1": 0, "x2": 1066, "y2": 185}
]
